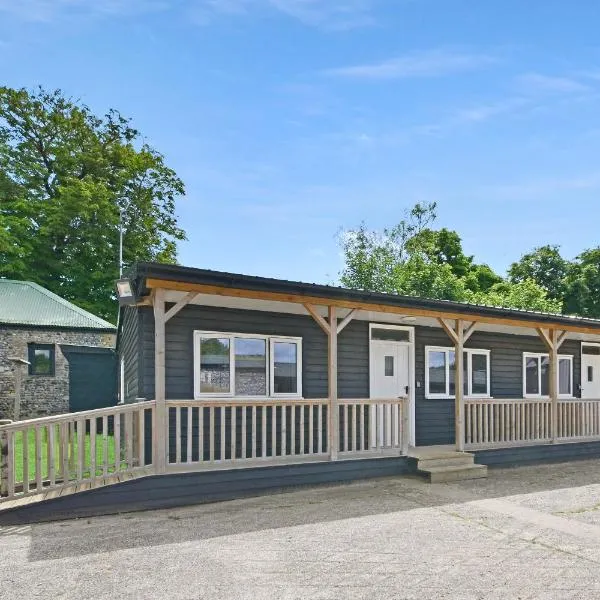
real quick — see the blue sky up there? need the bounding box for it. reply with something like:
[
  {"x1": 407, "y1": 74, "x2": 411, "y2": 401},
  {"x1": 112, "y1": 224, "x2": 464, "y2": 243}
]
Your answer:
[{"x1": 2, "y1": 1, "x2": 600, "y2": 284}]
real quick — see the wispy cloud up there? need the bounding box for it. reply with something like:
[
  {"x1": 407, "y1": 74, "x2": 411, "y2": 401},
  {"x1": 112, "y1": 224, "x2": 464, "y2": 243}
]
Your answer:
[
  {"x1": 516, "y1": 73, "x2": 589, "y2": 94},
  {"x1": 324, "y1": 49, "x2": 497, "y2": 80},
  {"x1": 0, "y1": 0, "x2": 167, "y2": 21},
  {"x1": 0, "y1": 0, "x2": 379, "y2": 29}
]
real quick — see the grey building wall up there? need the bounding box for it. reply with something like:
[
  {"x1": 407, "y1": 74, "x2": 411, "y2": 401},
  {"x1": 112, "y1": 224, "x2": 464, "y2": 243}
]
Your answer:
[
  {"x1": 0, "y1": 327, "x2": 116, "y2": 419},
  {"x1": 128, "y1": 304, "x2": 584, "y2": 447},
  {"x1": 119, "y1": 307, "x2": 142, "y2": 403}
]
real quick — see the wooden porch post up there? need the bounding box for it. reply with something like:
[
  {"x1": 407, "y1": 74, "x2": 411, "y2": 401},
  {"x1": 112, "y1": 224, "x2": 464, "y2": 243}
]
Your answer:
[
  {"x1": 153, "y1": 288, "x2": 167, "y2": 473},
  {"x1": 328, "y1": 306, "x2": 339, "y2": 461},
  {"x1": 549, "y1": 329, "x2": 558, "y2": 442},
  {"x1": 438, "y1": 318, "x2": 477, "y2": 452},
  {"x1": 455, "y1": 320, "x2": 465, "y2": 452}
]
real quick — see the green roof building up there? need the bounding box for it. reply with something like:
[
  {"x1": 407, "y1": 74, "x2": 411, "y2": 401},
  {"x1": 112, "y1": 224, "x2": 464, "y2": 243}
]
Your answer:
[{"x1": 0, "y1": 280, "x2": 117, "y2": 420}]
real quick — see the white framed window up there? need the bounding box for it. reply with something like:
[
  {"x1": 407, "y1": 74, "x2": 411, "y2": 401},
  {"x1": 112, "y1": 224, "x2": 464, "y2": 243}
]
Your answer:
[
  {"x1": 425, "y1": 346, "x2": 491, "y2": 399},
  {"x1": 193, "y1": 331, "x2": 302, "y2": 399},
  {"x1": 523, "y1": 353, "x2": 573, "y2": 398}
]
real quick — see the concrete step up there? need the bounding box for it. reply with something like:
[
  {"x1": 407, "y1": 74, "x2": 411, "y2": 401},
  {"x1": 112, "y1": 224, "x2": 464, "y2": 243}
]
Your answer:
[
  {"x1": 420, "y1": 464, "x2": 488, "y2": 484},
  {"x1": 417, "y1": 455, "x2": 475, "y2": 470}
]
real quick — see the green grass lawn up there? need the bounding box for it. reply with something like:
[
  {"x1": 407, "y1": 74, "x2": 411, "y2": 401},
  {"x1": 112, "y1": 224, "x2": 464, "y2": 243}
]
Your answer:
[{"x1": 13, "y1": 428, "x2": 122, "y2": 484}]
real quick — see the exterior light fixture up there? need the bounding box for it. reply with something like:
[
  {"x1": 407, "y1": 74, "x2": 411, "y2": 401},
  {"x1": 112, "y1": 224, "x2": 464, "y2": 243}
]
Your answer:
[{"x1": 116, "y1": 278, "x2": 135, "y2": 306}]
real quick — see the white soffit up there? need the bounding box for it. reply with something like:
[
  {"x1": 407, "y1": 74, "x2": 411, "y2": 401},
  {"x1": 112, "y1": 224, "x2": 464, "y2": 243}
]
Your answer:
[{"x1": 162, "y1": 290, "x2": 600, "y2": 342}]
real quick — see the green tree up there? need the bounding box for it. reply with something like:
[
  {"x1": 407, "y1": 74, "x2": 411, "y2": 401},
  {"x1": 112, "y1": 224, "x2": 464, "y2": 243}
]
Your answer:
[
  {"x1": 563, "y1": 248, "x2": 600, "y2": 318},
  {"x1": 508, "y1": 245, "x2": 569, "y2": 301},
  {"x1": 339, "y1": 203, "x2": 559, "y2": 313},
  {"x1": 0, "y1": 86, "x2": 186, "y2": 319},
  {"x1": 467, "y1": 279, "x2": 562, "y2": 313}
]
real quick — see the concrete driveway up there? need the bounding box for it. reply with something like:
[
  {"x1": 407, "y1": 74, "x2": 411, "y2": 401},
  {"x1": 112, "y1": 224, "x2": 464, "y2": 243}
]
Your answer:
[{"x1": 3, "y1": 461, "x2": 600, "y2": 599}]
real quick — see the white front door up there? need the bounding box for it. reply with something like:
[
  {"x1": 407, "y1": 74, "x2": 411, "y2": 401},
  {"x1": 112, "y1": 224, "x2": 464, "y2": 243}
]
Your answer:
[
  {"x1": 370, "y1": 341, "x2": 410, "y2": 399},
  {"x1": 581, "y1": 345, "x2": 600, "y2": 399}
]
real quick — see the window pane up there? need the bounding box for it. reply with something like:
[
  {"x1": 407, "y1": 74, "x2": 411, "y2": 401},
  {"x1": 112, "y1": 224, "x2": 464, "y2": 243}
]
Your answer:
[
  {"x1": 525, "y1": 357, "x2": 539, "y2": 395},
  {"x1": 540, "y1": 356, "x2": 549, "y2": 396},
  {"x1": 273, "y1": 341, "x2": 298, "y2": 394},
  {"x1": 583, "y1": 346, "x2": 600, "y2": 355},
  {"x1": 371, "y1": 328, "x2": 409, "y2": 342},
  {"x1": 428, "y1": 351, "x2": 447, "y2": 395},
  {"x1": 385, "y1": 355, "x2": 394, "y2": 377},
  {"x1": 33, "y1": 349, "x2": 52, "y2": 375},
  {"x1": 199, "y1": 337, "x2": 230, "y2": 394},
  {"x1": 559, "y1": 358, "x2": 571, "y2": 395},
  {"x1": 235, "y1": 338, "x2": 266, "y2": 396},
  {"x1": 471, "y1": 353, "x2": 488, "y2": 395},
  {"x1": 449, "y1": 351, "x2": 456, "y2": 396}
]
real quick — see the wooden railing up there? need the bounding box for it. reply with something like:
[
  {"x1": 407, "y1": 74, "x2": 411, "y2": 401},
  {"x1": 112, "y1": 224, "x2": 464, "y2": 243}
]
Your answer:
[
  {"x1": 557, "y1": 400, "x2": 600, "y2": 440},
  {"x1": 465, "y1": 398, "x2": 552, "y2": 448},
  {"x1": 465, "y1": 398, "x2": 600, "y2": 449},
  {"x1": 0, "y1": 401, "x2": 155, "y2": 502},
  {"x1": 166, "y1": 397, "x2": 408, "y2": 471},
  {"x1": 338, "y1": 398, "x2": 408, "y2": 458}
]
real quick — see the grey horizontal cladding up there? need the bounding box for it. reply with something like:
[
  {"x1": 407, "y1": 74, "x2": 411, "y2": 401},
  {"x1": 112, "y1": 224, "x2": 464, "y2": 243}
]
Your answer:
[
  {"x1": 0, "y1": 457, "x2": 414, "y2": 525},
  {"x1": 414, "y1": 325, "x2": 583, "y2": 446},
  {"x1": 474, "y1": 440, "x2": 600, "y2": 468},
  {"x1": 118, "y1": 307, "x2": 140, "y2": 403},
  {"x1": 140, "y1": 305, "x2": 370, "y2": 401}
]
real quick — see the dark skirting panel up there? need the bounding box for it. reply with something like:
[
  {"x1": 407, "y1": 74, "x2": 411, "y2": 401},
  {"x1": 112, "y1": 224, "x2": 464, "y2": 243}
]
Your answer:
[
  {"x1": 0, "y1": 457, "x2": 415, "y2": 526},
  {"x1": 474, "y1": 440, "x2": 600, "y2": 468}
]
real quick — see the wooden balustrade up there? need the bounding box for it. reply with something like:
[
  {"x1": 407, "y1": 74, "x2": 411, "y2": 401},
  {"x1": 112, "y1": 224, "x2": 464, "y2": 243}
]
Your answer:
[
  {"x1": 166, "y1": 397, "x2": 408, "y2": 471},
  {"x1": 338, "y1": 398, "x2": 408, "y2": 458},
  {"x1": 0, "y1": 401, "x2": 155, "y2": 502},
  {"x1": 557, "y1": 400, "x2": 600, "y2": 440},
  {"x1": 465, "y1": 398, "x2": 600, "y2": 449}
]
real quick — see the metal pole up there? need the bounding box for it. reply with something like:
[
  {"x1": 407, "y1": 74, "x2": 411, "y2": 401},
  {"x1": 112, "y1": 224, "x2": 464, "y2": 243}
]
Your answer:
[{"x1": 119, "y1": 207, "x2": 124, "y2": 278}]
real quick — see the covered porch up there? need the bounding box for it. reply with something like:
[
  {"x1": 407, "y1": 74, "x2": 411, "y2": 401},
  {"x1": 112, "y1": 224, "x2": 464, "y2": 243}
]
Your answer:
[{"x1": 4, "y1": 265, "x2": 600, "y2": 510}]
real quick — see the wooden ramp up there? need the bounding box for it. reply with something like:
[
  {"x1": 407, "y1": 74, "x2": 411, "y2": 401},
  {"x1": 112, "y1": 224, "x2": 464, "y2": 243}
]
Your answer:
[{"x1": 0, "y1": 468, "x2": 155, "y2": 514}]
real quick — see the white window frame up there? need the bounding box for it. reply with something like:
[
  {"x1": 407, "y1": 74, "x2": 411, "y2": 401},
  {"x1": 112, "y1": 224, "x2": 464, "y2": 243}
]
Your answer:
[
  {"x1": 269, "y1": 337, "x2": 303, "y2": 398},
  {"x1": 193, "y1": 330, "x2": 302, "y2": 399},
  {"x1": 425, "y1": 346, "x2": 491, "y2": 400},
  {"x1": 522, "y1": 352, "x2": 574, "y2": 399}
]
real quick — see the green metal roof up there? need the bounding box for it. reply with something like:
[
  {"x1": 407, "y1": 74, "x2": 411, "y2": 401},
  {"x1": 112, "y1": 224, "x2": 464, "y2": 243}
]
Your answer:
[{"x1": 0, "y1": 280, "x2": 116, "y2": 331}]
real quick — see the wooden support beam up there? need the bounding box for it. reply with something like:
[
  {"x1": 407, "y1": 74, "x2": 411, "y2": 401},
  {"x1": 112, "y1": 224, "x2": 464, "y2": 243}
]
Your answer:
[
  {"x1": 164, "y1": 292, "x2": 200, "y2": 323},
  {"x1": 145, "y1": 278, "x2": 600, "y2": 337},
  {"x1": 463, "y1": 321, "x2": 478, "y2": 343},
  {"x1": 556, "y1": 330, "x2": 568, "y2": 349},
  {"x1": 454, "y1": 320, "x2": 465, "y2": 452},
  {"x1": 328, "y1": 306, "x2": 339, "y2": 461},
  {"x1": 536, "y1": 327, "x2": 553, "y2": 352},
  {"x1": 304, "y1": 303, "x2": 331, "y2": 335},
  {"x1": 153, "y1": 289, "x2": 167, "y2": 473},
  {"x1": 548, "y1": 328, "x2": 558, "y2": 442},
  {"x1": 438, "y1": 318, "x2": 459, "y2": 344},
  {"x1": 337, "y1": 309, "x2": 357, "y2": 334}
]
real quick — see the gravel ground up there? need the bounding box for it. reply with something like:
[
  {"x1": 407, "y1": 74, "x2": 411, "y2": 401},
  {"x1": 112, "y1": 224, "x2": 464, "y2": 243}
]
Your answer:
[{"x1": 3, "y1": 460, "x2": 600, "y2": 599}]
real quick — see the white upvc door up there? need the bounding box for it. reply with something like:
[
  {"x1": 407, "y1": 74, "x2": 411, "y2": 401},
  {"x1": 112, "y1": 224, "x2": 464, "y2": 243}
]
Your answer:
[
  {"x1": 370, "y1": 341, "x2": 410, "y2": 400},
  {"x1": 581, "y1": 345, "x2": 600, "y2": 399}
]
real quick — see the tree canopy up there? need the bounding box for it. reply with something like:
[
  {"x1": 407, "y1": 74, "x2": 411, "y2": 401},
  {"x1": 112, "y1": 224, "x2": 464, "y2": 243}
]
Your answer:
[
  {"x1": 0, "y1": 86, "x2": 186, "y2": 320},
  {"x1": 340, "y1": 203, "x2": 563, "y2": 314}
]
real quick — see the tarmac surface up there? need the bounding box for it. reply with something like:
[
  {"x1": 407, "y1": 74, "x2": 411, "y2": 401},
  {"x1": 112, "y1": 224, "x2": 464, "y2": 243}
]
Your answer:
[{"x1": 3, "y1": 460, "x2": 600, "y2": 599}]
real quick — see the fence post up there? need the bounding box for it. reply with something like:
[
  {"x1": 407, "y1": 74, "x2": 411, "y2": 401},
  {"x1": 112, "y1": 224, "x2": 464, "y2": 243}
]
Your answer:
[
  {"x1": 401, "y1": 400, "x2": 409, "y2": 456},
  {"x1": 0, "y1": 420, "x2": 12, "y2": 497}
]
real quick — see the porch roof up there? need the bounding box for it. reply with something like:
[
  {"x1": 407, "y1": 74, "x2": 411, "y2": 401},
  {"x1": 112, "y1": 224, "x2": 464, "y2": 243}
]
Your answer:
[{"x1": 131, "y1": 262, "x2": 600, "y2": 336}]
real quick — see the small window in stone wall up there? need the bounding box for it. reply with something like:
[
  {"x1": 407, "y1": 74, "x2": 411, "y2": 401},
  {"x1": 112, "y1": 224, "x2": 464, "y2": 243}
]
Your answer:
[{"x1": 28, "y1": 344, "x2": 55, "y2": 376}]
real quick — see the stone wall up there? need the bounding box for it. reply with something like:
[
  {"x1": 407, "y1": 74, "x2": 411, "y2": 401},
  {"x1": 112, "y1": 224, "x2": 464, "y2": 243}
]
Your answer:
[{"x1": 0, "y1": 328, "x2": 116, "y2": 420}]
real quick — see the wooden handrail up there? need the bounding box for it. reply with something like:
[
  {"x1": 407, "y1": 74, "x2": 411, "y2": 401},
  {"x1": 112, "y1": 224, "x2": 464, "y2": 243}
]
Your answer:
[{"x1": 0, "y1": 400, "x2": 156, "y2": 432}]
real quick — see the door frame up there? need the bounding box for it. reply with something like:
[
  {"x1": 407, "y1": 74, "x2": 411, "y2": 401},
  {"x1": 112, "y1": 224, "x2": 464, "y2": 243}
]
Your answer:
[
  {"x1": 368, "y1": 323, "x2": 415, "y2": 447},
  {"x1": 581, "y1": 342, "x2": 600, "y2": 399}
]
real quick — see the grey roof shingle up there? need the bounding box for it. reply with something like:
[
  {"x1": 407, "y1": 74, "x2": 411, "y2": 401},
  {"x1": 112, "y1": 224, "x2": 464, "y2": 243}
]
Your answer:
[{"x1": 0, "y1": 280, "x2": 116, "y2": 330}]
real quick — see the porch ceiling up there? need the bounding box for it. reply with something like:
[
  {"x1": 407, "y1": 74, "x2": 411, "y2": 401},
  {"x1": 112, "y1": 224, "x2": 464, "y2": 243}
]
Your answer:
[{"x1": 161, "y1": 290, "x2": 600, "y2": 343}]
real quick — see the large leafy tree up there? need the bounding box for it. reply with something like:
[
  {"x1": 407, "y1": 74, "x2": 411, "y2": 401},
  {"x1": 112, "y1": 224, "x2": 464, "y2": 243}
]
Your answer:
[
  {"x1": 339, "y1": 203, "x2": 559, "y2": 312},
  {"x1": 563, "y1": 248, "x2": 600, "y2": 318},
  {"x1": 0, "y1": 87, "x2": 186, "y2": 320},
  {"x1": 508, "y1": 245, "x2": 569, "y2": 301}
]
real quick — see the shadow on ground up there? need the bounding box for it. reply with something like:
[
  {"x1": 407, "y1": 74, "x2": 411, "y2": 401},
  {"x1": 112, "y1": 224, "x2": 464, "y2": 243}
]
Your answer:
[{"x1": 11, "y1": 458, "x2": 600, "y2": 561}]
